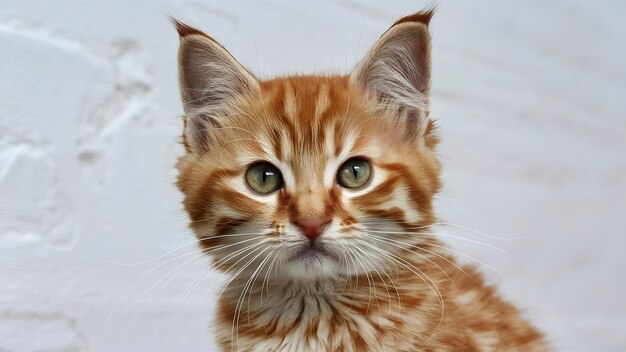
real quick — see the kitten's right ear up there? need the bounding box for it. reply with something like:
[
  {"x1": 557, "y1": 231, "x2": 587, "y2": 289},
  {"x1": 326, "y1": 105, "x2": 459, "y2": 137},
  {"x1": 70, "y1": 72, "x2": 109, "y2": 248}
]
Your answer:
[{"x1": 174, "y1": 20, "x2": 259, "y2": 152}]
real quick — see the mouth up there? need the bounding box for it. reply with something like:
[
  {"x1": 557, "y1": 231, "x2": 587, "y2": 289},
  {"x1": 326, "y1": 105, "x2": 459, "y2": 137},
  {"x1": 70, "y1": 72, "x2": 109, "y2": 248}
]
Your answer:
[
  {"x1": 290, "y1": 242, "x2": 333, "y2": 261},
  {"x1": 284, "y1": 241, "x2": 341, "y2": 278}
]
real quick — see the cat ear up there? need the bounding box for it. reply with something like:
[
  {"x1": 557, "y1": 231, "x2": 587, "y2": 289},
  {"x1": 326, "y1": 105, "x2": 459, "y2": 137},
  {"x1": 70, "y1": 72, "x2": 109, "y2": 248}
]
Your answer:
[
  {"x1": 350, "y1": 11, "x2": 433, "y2": 140},
  {"x1": 174, "y1": 20, "x2": 259, "y2": 152}
]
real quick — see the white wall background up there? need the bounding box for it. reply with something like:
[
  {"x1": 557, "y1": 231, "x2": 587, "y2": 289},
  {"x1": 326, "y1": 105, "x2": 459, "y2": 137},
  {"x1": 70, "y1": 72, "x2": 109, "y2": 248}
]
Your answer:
[{"x1": 1, "y1": 1, "x2": 625, "y2": 351}]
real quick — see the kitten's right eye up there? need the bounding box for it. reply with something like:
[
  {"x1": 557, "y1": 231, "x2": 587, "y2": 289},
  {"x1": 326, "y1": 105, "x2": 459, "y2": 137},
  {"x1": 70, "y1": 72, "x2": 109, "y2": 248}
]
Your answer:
[
  {"x1": 336, "y1": 158, "x2": 371, "y2": 189},
  {"x1": 245, "y1": 162, "x2": 283, "y2": 194}
]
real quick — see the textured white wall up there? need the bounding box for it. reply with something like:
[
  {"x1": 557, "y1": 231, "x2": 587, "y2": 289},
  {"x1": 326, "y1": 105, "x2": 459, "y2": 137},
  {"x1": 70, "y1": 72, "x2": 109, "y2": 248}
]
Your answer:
[{"x1": 1, "y1": 1, "x2": 625, "y2": 351}]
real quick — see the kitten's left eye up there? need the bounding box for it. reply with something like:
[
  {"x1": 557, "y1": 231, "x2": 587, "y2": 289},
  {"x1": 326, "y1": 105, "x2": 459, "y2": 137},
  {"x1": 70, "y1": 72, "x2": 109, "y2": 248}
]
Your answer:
[
  {"x1": 336, "y1": 158, "x2": 371, "y2": 189},
  {"x1": 245, "y1": 162, "x2": 283, "y2": 194}
]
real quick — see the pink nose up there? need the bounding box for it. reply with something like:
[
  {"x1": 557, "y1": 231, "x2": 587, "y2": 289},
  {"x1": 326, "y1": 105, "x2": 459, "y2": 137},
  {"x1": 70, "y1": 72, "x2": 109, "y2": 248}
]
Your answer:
[{"x1": 292, "y1": 217, "x2": 332, "y2": 242}]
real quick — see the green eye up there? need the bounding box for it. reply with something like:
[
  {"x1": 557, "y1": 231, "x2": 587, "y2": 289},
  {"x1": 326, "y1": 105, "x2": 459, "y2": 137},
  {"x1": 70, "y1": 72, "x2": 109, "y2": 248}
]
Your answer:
[
  {"x1": 245, "y1": 162, "x2": 283, "y2": 194},
  {"x1": 336, "y1": 158, "x2": 371, "y2": 189}
]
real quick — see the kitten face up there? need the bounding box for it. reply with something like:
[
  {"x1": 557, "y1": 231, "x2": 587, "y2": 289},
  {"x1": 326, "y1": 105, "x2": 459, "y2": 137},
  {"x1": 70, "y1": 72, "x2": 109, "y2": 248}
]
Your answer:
[{"x1": 175, "y1": 15, "x2": 440, "y2": 281}]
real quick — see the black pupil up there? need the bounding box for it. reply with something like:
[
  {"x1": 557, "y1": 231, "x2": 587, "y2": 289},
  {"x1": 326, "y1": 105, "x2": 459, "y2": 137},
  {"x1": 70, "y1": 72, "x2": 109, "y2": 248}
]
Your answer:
[
  {"x1": 352, "y1": 165, "x2": 360, "y2": 178},
  {"x1": 262, "y1": 169, "x2": 273, "y2": 183}
]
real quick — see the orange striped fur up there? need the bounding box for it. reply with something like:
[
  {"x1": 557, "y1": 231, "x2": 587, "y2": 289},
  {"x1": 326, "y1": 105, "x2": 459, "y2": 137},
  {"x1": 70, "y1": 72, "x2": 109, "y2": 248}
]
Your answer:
[{"x1": 174, "y1": 10, "x2": 547, "y2": 352}]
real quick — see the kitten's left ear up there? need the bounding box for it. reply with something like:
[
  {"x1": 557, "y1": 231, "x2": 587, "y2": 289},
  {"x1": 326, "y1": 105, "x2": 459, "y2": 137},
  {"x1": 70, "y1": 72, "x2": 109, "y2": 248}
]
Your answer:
[{"x1": 350, "y1": 10, "x2": 433, "y2": 140}]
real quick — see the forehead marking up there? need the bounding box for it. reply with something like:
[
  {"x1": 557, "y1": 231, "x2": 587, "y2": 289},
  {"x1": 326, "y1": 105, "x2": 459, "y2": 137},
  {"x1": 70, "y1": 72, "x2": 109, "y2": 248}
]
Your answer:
[
  {"x1": 283, "y1": 82, "x2": 298, "y2": 121},
  {"x1": 313, "y1": 83, "x2": 331, "y2": 124}
]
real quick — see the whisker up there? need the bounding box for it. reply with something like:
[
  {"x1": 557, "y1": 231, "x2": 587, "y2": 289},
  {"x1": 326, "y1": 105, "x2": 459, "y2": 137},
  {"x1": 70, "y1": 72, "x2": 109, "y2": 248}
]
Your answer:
[
  {"x1": 378, "y1": 235, "x2": 473, "y2": 280},
  {"x1": 170, "y1": 240, "x2": 265, "y2": 312},
  {"x1": 425, "y1": 241, "x2": 523, "y2": 284},
  {"x1": 351, "y1": 245, "x2": 399, "y2": 316},
  {"x1": 358, "y1": 219, "x2": 541, "y2": 240},
  {"x1": 110, "y1": 250, "x2": 211, "y2": 344},
  {"x1": 105, "y1": 232, "x2": 265, "y2": 267},
  {"x1": 363, "y1": 229, "x2": 513, "y2": 257},
  {"x1": 431, "y1": 222, "x2": 543, "y2": 240},
  {"x1": 364, "y1": 231, "x2": 519, "y2": 282},
  {"x1": 102, "y1": 239, "x2": 257, "y2": 326},
  {"x1": 347, "y1": 246, "x2": 376, "y2": 315},
  {"x1": 357, "y1": 240, "x2": 446, "y2": 333},
  {"x1": 230, "y1": 247, "x2": 272, "y2": 351},
  {"x1": 162, "y1": 241, "x2": 264, "y2": 348},
  {"x1": 261, "y1": 249, "x2": 280, "y2": 306},
  {"x1": 338, "y1": 249, "x2": 353, "y2": 295},
  {"x1": 245, "y1": 248, "x2": 275, "y2": 330},
  {"x1": 366, "y1": 234, "x2": 457, "y2": 287}
]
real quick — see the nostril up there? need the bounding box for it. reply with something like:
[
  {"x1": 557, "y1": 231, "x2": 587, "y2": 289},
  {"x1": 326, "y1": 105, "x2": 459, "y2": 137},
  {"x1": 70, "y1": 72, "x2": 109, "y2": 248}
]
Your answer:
[{"x1": 292, "y1": 217, "x2": 332, "y2": 242}]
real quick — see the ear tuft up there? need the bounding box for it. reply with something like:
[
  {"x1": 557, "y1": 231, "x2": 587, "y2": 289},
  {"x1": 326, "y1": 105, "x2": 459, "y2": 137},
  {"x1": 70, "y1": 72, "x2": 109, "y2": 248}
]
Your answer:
[
  {"x1": 391, "y1": 8, "x2": 435, "y2": 27},
  {"x1": 171, "y1": 18, "x2": 210, "y2": 39}
]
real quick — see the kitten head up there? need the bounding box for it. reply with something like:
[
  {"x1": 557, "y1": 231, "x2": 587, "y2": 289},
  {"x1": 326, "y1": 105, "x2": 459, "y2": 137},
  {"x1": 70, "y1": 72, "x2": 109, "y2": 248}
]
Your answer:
[{"x1": 175, "y1": 11, "x2": 441, "y2": 281}]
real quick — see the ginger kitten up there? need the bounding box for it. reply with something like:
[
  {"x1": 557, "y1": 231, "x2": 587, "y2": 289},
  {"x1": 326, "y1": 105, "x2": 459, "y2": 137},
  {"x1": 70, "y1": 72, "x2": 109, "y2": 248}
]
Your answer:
[{"x1": 174, "y1": 10, "x2": 547, "y2": 352}]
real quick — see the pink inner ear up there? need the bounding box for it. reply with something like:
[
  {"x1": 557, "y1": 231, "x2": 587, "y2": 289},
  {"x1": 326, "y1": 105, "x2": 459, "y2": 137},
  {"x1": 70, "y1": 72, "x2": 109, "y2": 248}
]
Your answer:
[
  {"x1": 178, "y1": 35, "x2": 257, "y2": 110},
  {"x1": 349, "y1": 20, "x2": 432, "y2": 141},
  {"x1": 351, "y1": 21, "x2": 431, "y2": 104},
  {"x1": 177, "y1": 29, "x2": 260, "y2": 153}
]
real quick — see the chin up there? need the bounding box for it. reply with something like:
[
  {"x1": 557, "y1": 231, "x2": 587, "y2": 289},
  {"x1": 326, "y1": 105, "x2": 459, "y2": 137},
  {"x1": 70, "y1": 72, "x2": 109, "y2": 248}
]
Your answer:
[{"x1": 283, "y1": 254, "x2": 341, "y2": 281}]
